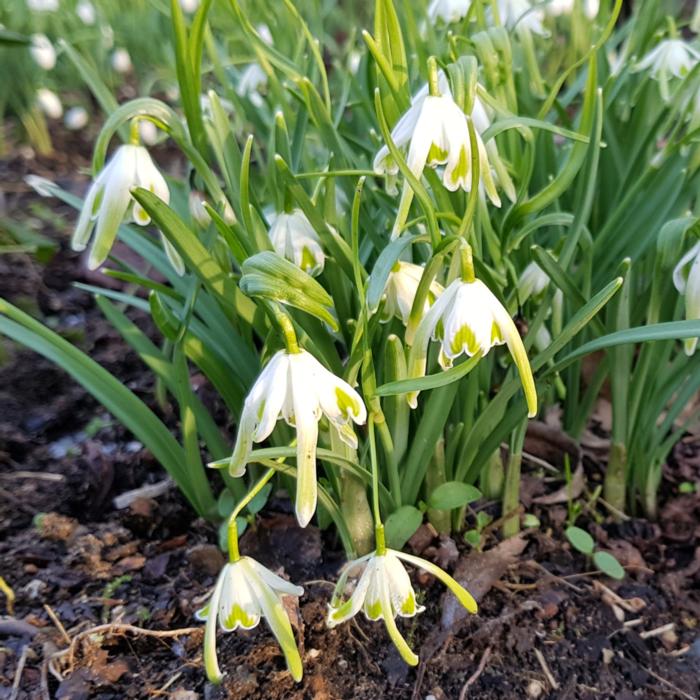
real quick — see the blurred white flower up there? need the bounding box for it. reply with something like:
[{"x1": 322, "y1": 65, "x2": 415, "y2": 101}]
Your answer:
[
  {"x1": 268, "y1": 209, "x2": 325, "y2": 277},
  {"x1": 348, "y1": 50, "x2": 362, "y2": 75},
  {"x1": 111, "y1": 48, "x2": 132, "y2": 74},
  {"x1": 196, "y1": 557, "x2": 303, "y2": 683},
  {"x1": 257, "y1": 23, "x2": 273, "y2": 45},
  {"x1": 179, "y1": 0, "x2": 200, "y2": 12},
  {"x1": 518, "y1": 261, "x2": 550, "y2": 303},
  {"x1": 72, "y1": 144, "x2": 170, "y2": 270},
  {"x1": 428, "y1": 0, "x2": 471, "y2": 23},
  {"x1": 673, "y1": 241, "x2": 700, "y2": 355},
  {"x1": 634, "y1": 39, "x2": 700, "y2": 101},
  {"x1": 496, "y1": 0, "x2": 547, "y2": 35},
  {"x1": 64, "y1": 106, "x2": 88, "y2": 131},
  {"x1": 380, "y1": 262, "x2": 443, "y2": 325},
  {"x1": 546, "y1": 0, "x2": 599, "y2": 18},
  {"x1": 27, "y1": 0, "x2": 58, "y2": 11},
  {"x1": 189, "y1": 191, "x2": 211, "y2": 227},
  {"x1": 237, "y1": 63, "x2": 267, "y2": 108},
  {"x1": 36, "y1": 88, "x2": 62, "y2": 119},
  {"x1": 30, "y1": 34, "x2": 56, "y2": 70},
  {"x1": 228, "y1": 349, "x2": 367, "y2": 527},
  {"x1": 76, "y1": 0, "x2": 95, "y2": 25},
  {"x1": 138, "y1": 120, "x2": 159, "y2": 146}
]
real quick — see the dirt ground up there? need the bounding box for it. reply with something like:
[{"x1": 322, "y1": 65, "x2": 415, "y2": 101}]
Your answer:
[{"x1": 1, "y1": 128, "x2": 699, "y2": 700}]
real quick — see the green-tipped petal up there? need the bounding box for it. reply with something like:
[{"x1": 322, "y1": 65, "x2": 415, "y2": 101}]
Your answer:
[
  {"x1": 161, "y1": 233, "x2": 185, "y2": 276},
  {"x1": 378, "y1": 567, "x2": 419, "y2": 665},
  {"x1": 201, "y1": 568, "x2": 226, "y2": 684}
]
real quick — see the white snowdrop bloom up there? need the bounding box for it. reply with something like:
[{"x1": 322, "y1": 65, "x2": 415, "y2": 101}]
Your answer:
[
  {"x1": 496, "y1": 0, "x2": 547, "y2": 35},
  {"x1": 76, "y1": 0, "x2": 95, "y2": 25},
  {"x1": 673, "y1": 241, "x2": 700, "y2": 355},
  {"x1": 237, "y1": 63, "x2": 267, "y2": 108},
  {"x1": 327, "y1": 548, "x2": 477, "y2": 666},
  {"x1": 634, "y1": 39, "x2": 700, "y2": 101},
  {"x1": 64, "y1": 106, "x2": 88, "y2": 131},
  {"x1": 228, "y1": 350, "x2": 367, "y2": 527},
  {"x1": 348, "y1": 49, "x2": 362, "y2": 75},
  {"x1": 256, "y1": 23, "x2": 273, "y2": 46},
  {"x1": 111, "y1": 48, "x2": 132, "y2": 74},
  {"x1": 179, "y1": 0, "x2": 199, "y2": 12},
  {"x1": 408, "y1": 277, "x2": 537, "y2": 415},
  {"x1": 138, "y1": 119, "x2": 159, "y2": 146},
  {"x1": 27, "y1": 0, "x2": 58, "y2": 11},
  {"x1": 188, "y1": 190, "x2": 211, "y2": 227},
  {"x1": 268, "y1": 209, "x2": 325, "y2": 277},
  {"x1": 518, "y1": 261, "x2": 550, "y2": 303},
  {"x1": 196, "y1": 557, "x2": 303, "y2": 683},
  {"x1": 546, "y1": 0, "x2": 599, "y2": 18},
  {"x1": 428, "y1": 0, "x2": 471, "y2": 24},
  {"x1": 380, "y1": 262, "x2": 443, "y2": 325},
  {"x1": 72, "y1": 144, "x2": 170, "y2": 270},
  {"x1": 36, "y1": 88, "x2": 62, "y2": 120},
  {"x1": 30, "y1": 34, "x2": 56, "y2": 71}
]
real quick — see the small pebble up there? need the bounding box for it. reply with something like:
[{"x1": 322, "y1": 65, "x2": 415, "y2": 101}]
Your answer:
[{"x1": 527, "y1": 680, "x2": 544, "y2": 698}]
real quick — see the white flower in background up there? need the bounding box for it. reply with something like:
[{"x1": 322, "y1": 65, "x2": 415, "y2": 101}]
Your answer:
[
  {"x1": 517, "y1": 261, "x2": 550, "y2": 303},
  {"x1": 179, "y1": 0, "x2": 200, "y2": 12},
  {"x1": 30, "y1": 34, "x2": 56, "y2": 70},
  {"x1": 27, "y1": 0, "x2": 58, "y2": 11},
  {"x1": 111, "y1": 48, "x2": 132, "y2": 74},
  {"x1": 257, "y1": 23, "x2": 273, "y2": 46},
  {"x1": 428, "y1": 0, "x2": 471, "y2": 24},
  {"x1": 327, "y1": 548, "x2": 477, "y2": 665},
  {"x1": 76, "y1": 0, "x2": 95, "y2": 25},
  {"x1": 673, "y1": 241, "x2": 700, "y2": 355},
  {"x1": 348, "y1": 50, "x2": 362, "y2": 75},
  {"x1": 546, "y1": 0, "x2": 599, "y2": 18},
  {"x1": 189, "y1": 191, "x2": 211, "y2": 227},
  {"x1": 64, "y1": 106, "x2": 88, "y2": 131},
  {"x1": 268, "y1": 209, "x2": 325, "y2": 277},
  {"x1": 139, "y1": 119, "x2": 159, "y2": 146},
  {"x1": 36, "y1": 88, "x2": 62, "y2": 120},
  {"x1": 237, "y1": 63, "x2": 267, "y2": 108},
  {"x1": 196, "y1": 557, "x2": 303, "y2": 683},
  {"x1": 408, "y1": 276, "x2": 537, "y2": 415},
  {"x1": 72, "y1": 144, "x2": 170, "y2": 270},
  {"x1": 496, "y1": 0, "x2": 547, "y2": 35},
  {"x1": 228, "y1": 350, "x2": 367, "y2": 527},
  {"x1": 634, "y1": 39, "x2": 700, "y2": 101},
  {"x1": 380, "y1": 262, "x2": 443, "y2": 325}
]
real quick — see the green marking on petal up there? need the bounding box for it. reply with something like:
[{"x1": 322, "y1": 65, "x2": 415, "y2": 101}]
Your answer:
[
  {"x1": 365, "y1": 600, "x2": 382, "y2": 620},
  {"x1": 224, "y1": 603, "x2": 257, "y2": 629},
  {"x1": 450, "y1": 324, "x2": 478, "y2": 356},
  {"x1": 450, "y1": 146, "x2": 469, "y2": 186},
  {"x1": 491, "y1": 322, "x2": 503, "y2": 344},
  {"x1": 400, "y1": 593, "x2": 417, "y2": 615},
  {"x1": 329, "y1": 599, "x2": 353, "y2": 622},
  {"x1": 427, "y1": 142, "x2": 448, "y2": 165},
  {"x1": 335, "y1": 387, "x2": 360, "y2": 418},
  {"x1": 300, "y1": 246, "x2": 317, "y2": 273}
]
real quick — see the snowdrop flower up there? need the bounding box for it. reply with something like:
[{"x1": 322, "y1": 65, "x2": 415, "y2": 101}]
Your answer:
[
  {"x1": 673, "y1": 241, "x2": 700, "y2": 355},
  {"x1": 111, "y1": 48, "x2": 132, "y2": 74},
  {"x1": 72, "y1": 143, "x2": 170, "y2": 270},
  {"x1": 76, "y1": 0, "x2": 95, "y2": 25},
  {"x1": 196, "y1": 557, "x2": 303, "y2": 683},
  {"x1": 496, "y1": 0, "x2": 547, "y2": 36},
  {"x1": 327, "y1": 547, "x2": 477, "y2": 665},
  {"x1": 268, "y1": 210, "x2": 325, "y2": 277},
  {"x1": 64, "y1": 106, "x2": 88, "y2": 131},
  {"x1": 348, "y1": 49, "x2": 362, "y2": 75},
  {"x1": 634, "y1": 39, "x2": 700, "y2": 102},
  {"x1": 180, "y1": 0, "x2": 200, "y2": 12},
  {"x1": 229, "y1": 350, "x2": 367, "y2": 527},
  {"x1": 189, "y1": 191, "x2": 211, "y2": 227},
  {"x1": 428, "y1": 0, "x2": 471, "y2": 24},
  {"x1": 27, "y1": 0, "x2": 58, "y2": 11},
  {"x1": 408, "y1": 273, "x2": 537, "y2": 415},
  {"x1": 36, "y1": 88, "x2": 62, "y2": 120},
  {"x1": 237, "y1": 63, "x2": 267, "y2": 108},
  {"x1": 380, "y1": 262, "x2": 443, "y2": 325},
  {"x1": 257, "y1": 23, "x2": 273, "y2": 46},
  {"x1": 138, "y1": 119, "x2": 159, "y2": 146},
  {"x1": 545, "y1": 0, "x2": 598, "y2": 19},
  {"x1": 30, "y1": 34, "x2": 56, "y2": 71},
  {"x1": 517, "y1": 261, "x2": 550, "y2": 303}
]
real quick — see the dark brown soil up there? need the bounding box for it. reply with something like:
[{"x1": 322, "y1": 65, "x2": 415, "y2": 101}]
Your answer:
[{"x1": 1, "y1": 130, "x2": 699, "y2": 700}]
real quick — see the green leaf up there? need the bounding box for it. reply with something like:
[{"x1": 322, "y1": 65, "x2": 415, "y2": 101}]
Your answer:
[
  {"x1": 593, "y1": 551, "x2": 625, "y2": 580},
  {"x1": 385, "y1": 506, "x2": 423, "y2": 550},
  {"x1": 247, "y1": 483, "x2": 273, "y2": 515},
  {"x1": 428, "y1": 482, "x2": 482, "y2": 511},
  {"x1": 0, "y1": 29, "x2": 30, "y2": 45},
  {"x1": 565, "y1": 526, "x2": 594, "y2": 555}
]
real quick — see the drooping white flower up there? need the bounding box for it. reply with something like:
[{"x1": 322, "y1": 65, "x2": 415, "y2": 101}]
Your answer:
[
  {"x1": 179, "y1": 0, "x2": 200, "y2": 12},
  {"x1": 196, "y1": 557, "x2": 303, "y2": 683},
  {"x1": 327, "y1": 548, "x2": 477, "y2": 665},
  {"x1": 496, "y1": 0, "x2": 547, "y2": 35},
  {"x1": 237, "y1": 63, "x2": 267, "y2": 108},
  {"x1": 268, "y1": 210, "x2": 325, "y2": 277},
  {"x1": 517, "y1": 261, "x2": 550, "y2": 303},
  {"x1": 380, "y1": 262, "x2": 443, "y2": 325},
  {"x1": 634, "y1": 39, "x2": 700, "y2": 101},
  {"x1": 72, "y1": 144, "x2": 170, "y2": 270},
  {"x1": 111, "y1": 48, "x2": 132, "y2": 74},
  {"x1": 257, "y1": 23, "x2": 273, "y2": 46},
  {"x1": 428, "y1": 0, "x2": 471, "y2": 24},
  {"x1": 545, "y1": 0, "x2": 599, "y2": 19},
  {"x1": 229, "y1": 350, "x2": 367, "y2": 527},
  {"x1": 36, "y1": 88, "x2": 62, "y2": 119},
  {"x1": 673, "y1": 241, "x2": 700, "y2": 355},
  {"x1": 27, "y1": 0, "x2": 58, "y2": 11},
  {"x1": 30, "y1": 34, "x2": 56, "y2": 71},
  {"x1": 76, "y1": 0, "x2": 95, "y2": 25},
  {"x1": 407, "y1": 277, "x2": 537, "y2": 416},
  {"x1": 64, "y1": 106, "x2": 88, "y2": 131},
  {"x1": 138, "y1": 119, "x2": 159, "y2": 146},
  {"x1": 189, "y1": 190, "x2": 211, "y2": 227}
]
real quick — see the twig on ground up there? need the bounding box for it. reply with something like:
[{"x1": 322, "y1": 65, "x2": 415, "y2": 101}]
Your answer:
[
  {"x1": 639, "y1": 622, "x2": 675, "y2": 640},
  {"x1": 528, "y1": 560, "x2": 584, "y2": 593},
  {"x1": 534, "y1": 647, "x2": 559, "y2": 690},
  {"x1": 458, "y1": 646, "x2": 492, "y2": 700},
  {"x1": 44, "y1": 603, "x2": 71, "y2": 645},
  {"x1": 112, "y1": 478, "x2": 173, "y2": 509},
  {"x1": 0, "y1": 471, "x2": 65, "y2": 482},
  {"x1": 642, "y1": 666, "x2": 696, "y2": 700},
  {"x1": 9, "y1": 644, "x2": 29, "y2": 700}
]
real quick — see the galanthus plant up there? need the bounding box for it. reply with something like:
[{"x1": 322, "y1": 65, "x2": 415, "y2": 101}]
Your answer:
[{"x1": 4, "y1": 0, "x2": 700, "y2": 687}]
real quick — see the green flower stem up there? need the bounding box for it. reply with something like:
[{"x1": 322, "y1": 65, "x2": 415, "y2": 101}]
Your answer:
[
  {"x1": 267, "y1": 303, "x2": 300, "y2": 354},
  {"x1": 502, "y1": 417, "x2": 527, "y2": 538},
  {"x1": 227, "y1": 467, "x2": 276, "y2": 562},
  {"x1": 460, "y1": 244, "x2": 476, "y2": 283},
  {"x1": 427, "y1": 56, "x2": 440, "y2": 97},
  {"x1": 456, "y1": 117, "x2": 481, "y2": 241},
  {"x1": 604, "y1": 442, "x2": 627, "y2": 516},
  {"x1": 376, "y1": 415, "x2": 402, "y2": 507},
  {"x1": 129, "y1": 118, "x2": 141, "y2": 145}
]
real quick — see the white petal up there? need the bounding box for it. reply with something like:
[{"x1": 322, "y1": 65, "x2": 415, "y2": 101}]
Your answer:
[
  {"x1": 673, "y1": 242, "x2": 700, "y2": 295},
  {"x1": 218, "y1": 562, "x2": 261, "y2": 631}
]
